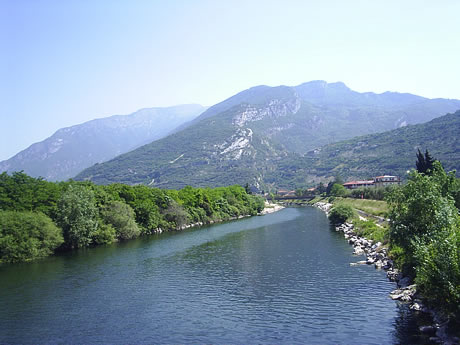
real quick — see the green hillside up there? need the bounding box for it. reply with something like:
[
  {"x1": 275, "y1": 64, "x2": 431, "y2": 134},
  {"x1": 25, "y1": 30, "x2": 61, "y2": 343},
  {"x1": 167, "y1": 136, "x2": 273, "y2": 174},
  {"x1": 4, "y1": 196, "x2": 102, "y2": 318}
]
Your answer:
[
  {"x1": 75, "y1": 82, "x2": 460, "y2": 190},
  {"x1": 272, "y1": 110, "x2": 460, "y2": 187}
]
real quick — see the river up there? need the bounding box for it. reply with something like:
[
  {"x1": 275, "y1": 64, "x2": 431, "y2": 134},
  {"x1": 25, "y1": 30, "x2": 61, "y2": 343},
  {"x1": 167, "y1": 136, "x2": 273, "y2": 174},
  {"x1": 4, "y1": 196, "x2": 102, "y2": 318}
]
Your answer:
[{"x1": 0, "y1": 207, "x2": 431, "y2": 344}]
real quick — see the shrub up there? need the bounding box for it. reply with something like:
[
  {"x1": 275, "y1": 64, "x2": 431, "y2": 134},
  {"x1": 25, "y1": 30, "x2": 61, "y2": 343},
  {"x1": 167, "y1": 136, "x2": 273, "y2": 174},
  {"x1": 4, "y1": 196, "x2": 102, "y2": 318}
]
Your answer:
[
  {"x1": 329, "y1": 204, "x2": 355, "y2": 225},
  {"x1": 329, "y1": 183, "x2": 348, "y2": 197},
  {"x1": 56, "y1": 184, "x2": 98, "y2": 249},
  {"x1": 102, "y1": 201, "x2": 140, "y2": 240},
  {"x1": 0, "y1": 211, "x2": 63, "y2": 263}
]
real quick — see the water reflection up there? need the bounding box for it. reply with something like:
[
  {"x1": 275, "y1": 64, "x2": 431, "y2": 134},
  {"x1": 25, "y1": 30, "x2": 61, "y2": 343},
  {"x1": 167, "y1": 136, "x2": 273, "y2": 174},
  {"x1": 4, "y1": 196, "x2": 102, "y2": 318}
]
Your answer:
[{"x1": 0, "y1": 207, "x2": 434, "y2": 344}]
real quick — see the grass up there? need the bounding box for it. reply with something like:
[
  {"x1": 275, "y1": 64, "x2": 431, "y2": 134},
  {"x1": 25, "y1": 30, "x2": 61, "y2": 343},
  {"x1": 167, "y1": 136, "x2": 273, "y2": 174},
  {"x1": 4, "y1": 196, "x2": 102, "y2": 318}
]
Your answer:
[
  {"x1": 352, "y1": 218, "x2": 388, "y2": 243},
  {"x1": 333, "y1": 197, "x2": 388, "y2": 217}
]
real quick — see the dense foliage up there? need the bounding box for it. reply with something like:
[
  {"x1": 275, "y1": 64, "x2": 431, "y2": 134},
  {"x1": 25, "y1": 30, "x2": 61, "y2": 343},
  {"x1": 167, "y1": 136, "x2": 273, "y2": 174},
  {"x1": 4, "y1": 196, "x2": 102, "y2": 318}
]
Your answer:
[
  {"x1": 328, "y1": 204, "x2": 355, "y2": 225},
  {"x1": 387, "y1": 162, "x2": 460, "y2": 315},
  {"x1": 0, "y1": 172, "x2": 265, "y2": 264},
  {"x1": 0, "y1": 210, "x2": 63, "y2": 263},
  {"x1": 416, "y1": 149, "x2": 435, "y2": 175}
]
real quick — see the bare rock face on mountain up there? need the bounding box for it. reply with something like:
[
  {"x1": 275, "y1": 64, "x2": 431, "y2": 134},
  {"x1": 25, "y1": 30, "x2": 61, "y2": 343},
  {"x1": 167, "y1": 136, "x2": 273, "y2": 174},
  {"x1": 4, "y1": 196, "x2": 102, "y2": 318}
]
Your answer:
[
  {"x1": 0, "y1": 104, "x2": 206, "y2": 181},
  {"x1": 75, "y1": 81, "x2": 460, "y2": 190}
]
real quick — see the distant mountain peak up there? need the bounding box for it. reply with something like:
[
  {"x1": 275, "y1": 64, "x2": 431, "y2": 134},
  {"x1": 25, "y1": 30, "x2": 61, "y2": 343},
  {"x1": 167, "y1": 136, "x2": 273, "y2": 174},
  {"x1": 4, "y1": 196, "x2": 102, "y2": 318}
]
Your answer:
[{"x1": 0, "y1": 104, "x2": 206, "y2": 180}]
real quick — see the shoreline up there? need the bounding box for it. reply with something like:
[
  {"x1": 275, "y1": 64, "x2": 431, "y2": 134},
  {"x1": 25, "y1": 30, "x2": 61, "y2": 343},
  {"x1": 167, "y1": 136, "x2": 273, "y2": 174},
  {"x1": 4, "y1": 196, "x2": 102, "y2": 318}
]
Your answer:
[
  {"x1": 153, "y1": 201, "x2": 285, "y2": 234},
  {"x1": 258, "y1": 202, "x2": 285, "y2": 215},
  {"x1": 313, "y1": 201, "x2": 457, "y2": 345}
]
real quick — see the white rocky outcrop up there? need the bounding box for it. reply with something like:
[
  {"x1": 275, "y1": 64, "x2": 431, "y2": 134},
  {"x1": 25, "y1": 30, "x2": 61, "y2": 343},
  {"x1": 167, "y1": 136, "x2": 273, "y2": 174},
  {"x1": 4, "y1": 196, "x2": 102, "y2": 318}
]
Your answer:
[{"x1": 232, "y1": 97, "x2": 301, "y2": 127}]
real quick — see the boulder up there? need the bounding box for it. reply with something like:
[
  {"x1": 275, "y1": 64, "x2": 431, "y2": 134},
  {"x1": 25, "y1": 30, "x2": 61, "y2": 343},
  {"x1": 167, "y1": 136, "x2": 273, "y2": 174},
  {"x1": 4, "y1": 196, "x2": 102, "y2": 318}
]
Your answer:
[{"x1": 398, "y1": 276, "x2": 411, "y2": 288}]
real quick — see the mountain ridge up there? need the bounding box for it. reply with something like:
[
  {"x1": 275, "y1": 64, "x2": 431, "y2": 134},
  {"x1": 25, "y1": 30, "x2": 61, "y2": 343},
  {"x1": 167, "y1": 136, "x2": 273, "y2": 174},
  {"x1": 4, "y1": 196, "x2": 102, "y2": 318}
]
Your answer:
[
  {"x1": 75, "y1": 81, "x2": 460, "y2": 189},
  {"x1": 0, "y1": 104, "x2": 206, "y2": 181}
]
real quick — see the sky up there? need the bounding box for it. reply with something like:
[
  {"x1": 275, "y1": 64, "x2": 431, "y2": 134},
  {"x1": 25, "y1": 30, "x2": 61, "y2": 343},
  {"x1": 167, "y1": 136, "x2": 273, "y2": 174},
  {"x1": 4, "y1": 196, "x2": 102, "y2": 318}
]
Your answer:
[{"x1": 1, "y1": 0, "x2": 460, "y2": 161}]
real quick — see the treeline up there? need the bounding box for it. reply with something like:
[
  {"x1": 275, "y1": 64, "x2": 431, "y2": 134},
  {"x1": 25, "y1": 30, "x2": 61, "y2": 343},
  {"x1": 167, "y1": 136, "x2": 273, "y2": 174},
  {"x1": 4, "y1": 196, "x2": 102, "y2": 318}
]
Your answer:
[{"x1": 0, "y1": 172, "x2": 265, "y2": 264}]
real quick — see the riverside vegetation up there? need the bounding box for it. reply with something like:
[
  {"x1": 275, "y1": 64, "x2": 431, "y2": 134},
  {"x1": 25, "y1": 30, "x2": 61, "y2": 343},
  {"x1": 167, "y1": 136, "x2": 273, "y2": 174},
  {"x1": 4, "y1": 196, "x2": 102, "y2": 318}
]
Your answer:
[
  {"x1": 323, "y1": 161, "x2": 460, "y2": 333},
  {"x1": 0, "y1": 172, "x2": 264, "y2": 264}
]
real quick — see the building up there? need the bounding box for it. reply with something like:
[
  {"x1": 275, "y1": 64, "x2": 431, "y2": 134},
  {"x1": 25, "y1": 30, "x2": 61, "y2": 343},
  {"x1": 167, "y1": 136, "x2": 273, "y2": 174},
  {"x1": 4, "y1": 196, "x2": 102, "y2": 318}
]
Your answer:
[
  {"x1": 343, "y1": 175, "x2": 401, "y2": 189},
  {"x1": 373, "y1": 175, "x2": 401, "y2": 187},
  {"x1": 343, "y1": 180, "x2": 374, "y2": 190}
]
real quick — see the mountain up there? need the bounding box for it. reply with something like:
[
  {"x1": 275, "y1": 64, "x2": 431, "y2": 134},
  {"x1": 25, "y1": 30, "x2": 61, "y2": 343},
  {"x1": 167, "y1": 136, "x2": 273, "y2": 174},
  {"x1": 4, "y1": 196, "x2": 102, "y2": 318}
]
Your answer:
[
  {"x1": 75, "y1": 81, "x2": 460, "y2": 189},
  {"x1": 0, "y1": 104, "x2": 206, "y2": 181},
  {"x1": 277, "y1": 110, "x2": 460, "y2": 186}
]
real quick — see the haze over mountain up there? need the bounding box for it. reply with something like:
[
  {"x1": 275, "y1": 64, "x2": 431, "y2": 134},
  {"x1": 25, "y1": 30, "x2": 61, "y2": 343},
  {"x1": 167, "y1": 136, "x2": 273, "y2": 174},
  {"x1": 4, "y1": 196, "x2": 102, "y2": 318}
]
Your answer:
[
  {"x1": 271, "y1": 110, "x2": 460, "y2": 187},
  {"x1": 0, "y1": 104, "x2": 206, "y2": 181},
  {"x1": 75, "y1": 81, "x2": 460, "y2": 190}
]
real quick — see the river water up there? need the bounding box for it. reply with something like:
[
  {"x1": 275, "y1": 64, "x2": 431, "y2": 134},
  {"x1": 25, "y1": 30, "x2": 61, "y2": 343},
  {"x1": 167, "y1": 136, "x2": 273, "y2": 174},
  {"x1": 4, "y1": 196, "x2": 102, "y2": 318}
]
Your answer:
[{"x1": 1, "y1": 207, "x2": 431, "y2": 344}]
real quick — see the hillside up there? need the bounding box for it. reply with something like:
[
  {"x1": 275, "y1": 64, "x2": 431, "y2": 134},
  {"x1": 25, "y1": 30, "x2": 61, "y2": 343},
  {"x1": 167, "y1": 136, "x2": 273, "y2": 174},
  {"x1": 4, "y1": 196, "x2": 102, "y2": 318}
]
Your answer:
[
  {"x1": 288, "y1": 110, "x2": 460, "y2": 184},
  {"x1": 0, "y1": 104, "x2": 205, "y2": 181},
  {"x1": 75, "y1": 81, "x2": 460, "y2": 189}
]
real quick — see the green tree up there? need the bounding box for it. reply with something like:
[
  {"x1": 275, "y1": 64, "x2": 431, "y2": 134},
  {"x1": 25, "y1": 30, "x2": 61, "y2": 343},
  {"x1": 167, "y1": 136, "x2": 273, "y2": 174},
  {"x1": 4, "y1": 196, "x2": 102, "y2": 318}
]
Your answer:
[
  {"x1": 387, "y1": 161, "x2": 460, "y2": 314},
  {"x1": 329, "y1": 183, "x2": 347, "y2": 197},
  {"x1": 0, "y1": 211, "x2": 63, "y2": 263},
  {"x1": 56, "y1": 184, "x2": 98, "y2": 249},
  {"x1": 328, "y1": 204, "x2": 354, "y2": 225},
  {"x1": 102, "y1": 201, "x2": 140, "y2": 240}
]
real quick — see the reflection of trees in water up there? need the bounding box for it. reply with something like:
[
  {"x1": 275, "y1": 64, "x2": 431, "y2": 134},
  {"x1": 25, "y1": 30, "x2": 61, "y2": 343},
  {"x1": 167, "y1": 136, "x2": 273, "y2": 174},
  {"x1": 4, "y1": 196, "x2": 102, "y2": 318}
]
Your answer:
[{"x1": 392, "y1": 302, "x2": 433, "y2": 345}]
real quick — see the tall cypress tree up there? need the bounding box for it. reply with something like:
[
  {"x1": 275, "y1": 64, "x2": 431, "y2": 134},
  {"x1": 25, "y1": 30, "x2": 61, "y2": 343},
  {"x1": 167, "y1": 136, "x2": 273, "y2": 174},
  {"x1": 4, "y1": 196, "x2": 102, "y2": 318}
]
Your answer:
[
  {"x1": 416, "y1": 149, "x2": 426, "y2": 174},
  {"x1": 416, "y1": 149, "x2": 436, "y2": 175},
  {"x1": 424, "y1": 149, "x2": 435, "y2": 174}
]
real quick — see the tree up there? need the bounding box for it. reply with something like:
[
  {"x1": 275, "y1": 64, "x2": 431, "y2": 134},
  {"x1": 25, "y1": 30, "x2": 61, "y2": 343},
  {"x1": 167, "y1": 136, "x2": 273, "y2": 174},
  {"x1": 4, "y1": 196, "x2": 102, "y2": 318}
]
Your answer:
[
  {"x1": 326, "y1": 176, "x2": 344, "y2": 196},
  {"x1": 0, "y1": 211, "x2": 63, "y2": 263},
  {"x1": 102, "y1": 201, "x2": 140, "y2": 240},
  {"x1": 244, "y1": 183, "x2": 252, "y2": 195},
  {"x1": 387, "y1": 161, "x2": 460, "y2": 313},
  {"x1": 416, "y1": 149, "x2": 435, "y2": 175},
  {"x1": 56, "y1": 184, "x2": 98, "y2": 249},
  {"x1": 328, "y1": 204, "x2": 355, "y2": 225},
  {"x1": 317, "y1": 182, "x2": 327, "y2": 194},
  {"x1": 329, "y1": 183, "x2": 347, "y2": 197}
]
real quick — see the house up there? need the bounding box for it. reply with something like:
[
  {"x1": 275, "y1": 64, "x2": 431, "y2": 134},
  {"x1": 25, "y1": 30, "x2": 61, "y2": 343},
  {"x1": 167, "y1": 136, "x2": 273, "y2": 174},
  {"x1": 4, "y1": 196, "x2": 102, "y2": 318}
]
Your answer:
[
  {"x1": 374, "y1": 175, "x2": 401, "y2": 187},
  {"x1": 343, "y1": 175, "x2": 401, "y2": 189},
  {"x1": 343, "y1": 180, "x2": 375, "y2": 190}
]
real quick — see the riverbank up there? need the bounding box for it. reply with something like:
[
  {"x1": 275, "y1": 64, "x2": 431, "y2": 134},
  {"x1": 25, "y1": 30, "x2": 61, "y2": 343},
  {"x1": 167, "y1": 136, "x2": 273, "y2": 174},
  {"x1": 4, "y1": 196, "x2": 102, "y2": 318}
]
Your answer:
[
  {"x1": 258, "y1": 202, "x2": 285, "y2": 215},
  {"x1": 313, "y1": 201, "x2": 458, "y2": 345},
  {"x1": 153, "y1": 201, "x2": 284, "y2": 234}
]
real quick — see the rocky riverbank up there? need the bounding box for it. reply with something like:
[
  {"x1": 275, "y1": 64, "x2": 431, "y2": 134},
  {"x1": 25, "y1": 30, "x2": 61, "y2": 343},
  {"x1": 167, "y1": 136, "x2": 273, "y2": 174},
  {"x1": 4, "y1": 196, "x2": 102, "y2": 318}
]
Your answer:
[
  {"x1": 314, "y1": 201, "x2": 458, "y2": 345},
  {"x1": 258, "y1": 202, "x2": 285, "y2": 215}
]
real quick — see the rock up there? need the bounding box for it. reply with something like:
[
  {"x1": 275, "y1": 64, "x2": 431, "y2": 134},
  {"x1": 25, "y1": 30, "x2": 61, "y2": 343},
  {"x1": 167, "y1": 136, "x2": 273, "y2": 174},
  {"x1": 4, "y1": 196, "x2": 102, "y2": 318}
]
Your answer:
[
  {"x1": 410, "y1": 302, "x2": 423, "y2": 311},
  {"x1": 366, "y1": 257, "x2": 375, "y2": 264},
  {"x1": 374, "y1": 260, "x2": 384, "y2": 269},
  {"x1": 390, "y1": 292, "x2": 404, "y2": 300},
  {"x1": 398, "y1": 276, "x2": 411, "y2": 288},
  {"x1": 419, "y1": 325, "x2": 436, "y2": 334},
  {"x1": 354, "y1": 247, "x2": 365, "y2": 255}
]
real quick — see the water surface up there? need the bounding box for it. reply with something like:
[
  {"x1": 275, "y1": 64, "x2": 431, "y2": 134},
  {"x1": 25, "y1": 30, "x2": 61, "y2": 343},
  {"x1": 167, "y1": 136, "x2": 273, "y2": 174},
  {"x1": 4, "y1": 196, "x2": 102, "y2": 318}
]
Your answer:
[{"x1": 1, "y1": 207, "x2": 430, "y2": 344}]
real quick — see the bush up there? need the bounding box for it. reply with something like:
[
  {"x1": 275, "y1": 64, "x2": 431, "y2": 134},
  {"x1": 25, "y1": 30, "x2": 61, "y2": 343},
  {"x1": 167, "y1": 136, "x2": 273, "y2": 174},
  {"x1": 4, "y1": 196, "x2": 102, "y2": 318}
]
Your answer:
[
  {"x1": 56, "y1": 184, "x2": 98, "y2": 249},
  {"x1": 329, "y1": 183, "x2": 348, "y2": 197},
  {"x1": 102, "y1": 201, "x2": 140, "y2": 240},
  {"x1": 328, "y1": 204, "x2": 355, "y2": 225},
  {"x1": 92, "y1": 223, "x2": 116, "y2": 245},
  {"x1": 353, "y1": 219, "x2": 387, "y2": 243},
  {"x1": 0, "y1": 211, "x2": 63, "y2": 263},
  {"x1": 387, "y1": 162, "x2": 460, "y2": 314},
  {"x1": 414, "y1": 226, "x2": 460, "y2": 314}
]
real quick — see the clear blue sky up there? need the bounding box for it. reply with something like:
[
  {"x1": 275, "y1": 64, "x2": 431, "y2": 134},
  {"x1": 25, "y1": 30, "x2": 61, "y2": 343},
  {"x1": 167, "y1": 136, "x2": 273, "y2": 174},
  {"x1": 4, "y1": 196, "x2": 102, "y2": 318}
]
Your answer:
[{"x1": 1, "y1": 0, "x2": 460, "y2": 161}]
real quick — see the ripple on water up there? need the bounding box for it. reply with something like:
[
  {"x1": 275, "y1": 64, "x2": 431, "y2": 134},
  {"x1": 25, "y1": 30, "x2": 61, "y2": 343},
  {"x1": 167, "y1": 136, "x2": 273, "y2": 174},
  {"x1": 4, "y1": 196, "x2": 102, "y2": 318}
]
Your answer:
[{"x1": 0, "y1": 207, "x2": 429, "y2": 344}]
